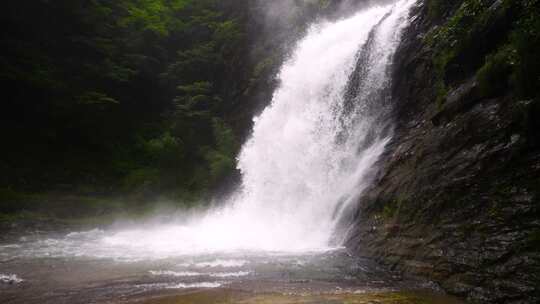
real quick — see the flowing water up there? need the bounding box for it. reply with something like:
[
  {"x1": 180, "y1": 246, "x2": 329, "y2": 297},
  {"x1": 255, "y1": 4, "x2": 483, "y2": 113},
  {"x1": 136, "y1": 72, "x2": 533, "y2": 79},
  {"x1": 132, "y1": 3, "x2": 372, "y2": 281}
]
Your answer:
[{"x1": 0, "y1": 1, "x2": 464, "y2": 303}]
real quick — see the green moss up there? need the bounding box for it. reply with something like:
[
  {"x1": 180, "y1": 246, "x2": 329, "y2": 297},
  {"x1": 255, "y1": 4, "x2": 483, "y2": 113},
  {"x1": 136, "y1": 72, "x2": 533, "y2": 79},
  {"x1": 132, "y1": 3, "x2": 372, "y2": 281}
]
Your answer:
[
  {"x1": 477, "y1": 45, "x2": 515, "y2": 97},
  {"x1": 382, "y1": 198, "x2": 405, "y2": 220},
  {"x1": 435, "y1": 79, "x2": 449, "y2": 109},
  {"x1": 426, "y1": 0, "x2": 459, "y2": 20},
  {"x1": 510, "y1": 0, "x2": 540, "y2": 99}
]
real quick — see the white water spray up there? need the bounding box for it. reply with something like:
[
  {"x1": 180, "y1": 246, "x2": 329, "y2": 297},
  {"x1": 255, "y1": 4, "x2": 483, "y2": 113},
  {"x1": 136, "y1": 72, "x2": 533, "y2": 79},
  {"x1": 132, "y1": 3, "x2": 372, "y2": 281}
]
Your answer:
[{"x1": 5, "y1": 0, "x2": 416, "y2": 260}]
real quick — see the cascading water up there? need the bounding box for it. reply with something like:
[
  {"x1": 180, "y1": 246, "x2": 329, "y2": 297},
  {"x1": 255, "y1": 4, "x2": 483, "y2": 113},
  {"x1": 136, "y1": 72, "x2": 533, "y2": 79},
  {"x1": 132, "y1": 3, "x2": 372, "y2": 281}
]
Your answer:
[{"x1": 2, "y1": 0, "x2": 416, "y2": 260}]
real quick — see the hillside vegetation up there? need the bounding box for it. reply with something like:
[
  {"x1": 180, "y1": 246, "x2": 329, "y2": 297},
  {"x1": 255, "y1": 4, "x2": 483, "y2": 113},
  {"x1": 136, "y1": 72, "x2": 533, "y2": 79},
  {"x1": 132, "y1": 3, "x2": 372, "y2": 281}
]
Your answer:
[{"x1": 0, "y1": 0, "x2": 338, "y2": 220}]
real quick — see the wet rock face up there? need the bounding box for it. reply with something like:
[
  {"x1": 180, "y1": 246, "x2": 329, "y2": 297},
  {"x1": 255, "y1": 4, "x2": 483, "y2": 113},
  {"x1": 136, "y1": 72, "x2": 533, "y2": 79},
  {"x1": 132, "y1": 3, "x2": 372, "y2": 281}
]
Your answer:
[{"x1": 346, "y1": 2, "x2": 540, "y2": 303}]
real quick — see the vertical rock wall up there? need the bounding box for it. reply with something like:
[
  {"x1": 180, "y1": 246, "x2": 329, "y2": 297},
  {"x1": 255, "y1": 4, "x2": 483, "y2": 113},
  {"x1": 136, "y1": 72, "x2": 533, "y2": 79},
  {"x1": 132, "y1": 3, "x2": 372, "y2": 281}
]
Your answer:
[{"x1": 346, "y1": 1, "x2": 540, "y2": 303}]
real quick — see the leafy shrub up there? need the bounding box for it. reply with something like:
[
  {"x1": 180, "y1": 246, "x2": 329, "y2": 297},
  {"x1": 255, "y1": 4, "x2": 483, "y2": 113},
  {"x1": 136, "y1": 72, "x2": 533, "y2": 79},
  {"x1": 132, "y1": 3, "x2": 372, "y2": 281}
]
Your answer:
[
  {"x1": 205, "y1": 151, "x2": 235, "y2": 183},
  {"x1": 203, "y1": 119, "x2": 237, "y2": 183},
  {"x1": 143, "y1": 132, "x2": 184, "y2": 168},
  {"x1": 212, "y1": 118, "x2": 236, "y2": 156}
]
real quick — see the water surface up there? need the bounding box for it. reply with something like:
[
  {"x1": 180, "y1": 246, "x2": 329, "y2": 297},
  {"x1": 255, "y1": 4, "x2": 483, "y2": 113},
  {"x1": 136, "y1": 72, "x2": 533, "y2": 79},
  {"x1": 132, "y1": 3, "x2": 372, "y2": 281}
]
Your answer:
[{"x1": 0, "y1": 231, "x2": 462, "y2": 304}]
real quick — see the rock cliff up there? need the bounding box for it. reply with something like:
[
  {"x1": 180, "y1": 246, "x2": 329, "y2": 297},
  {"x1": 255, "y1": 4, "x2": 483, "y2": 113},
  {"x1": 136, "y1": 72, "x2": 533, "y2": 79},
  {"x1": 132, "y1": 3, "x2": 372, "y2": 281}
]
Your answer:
[{"x1": 346, "y1": 1, "x2": 540, "y2": 303}]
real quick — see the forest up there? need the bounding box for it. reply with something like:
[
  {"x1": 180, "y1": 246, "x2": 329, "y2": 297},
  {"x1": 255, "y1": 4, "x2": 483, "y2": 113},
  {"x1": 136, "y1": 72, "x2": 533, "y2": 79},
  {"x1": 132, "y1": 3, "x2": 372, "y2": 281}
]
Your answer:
[
  {"x1": 0, "y1": 0, "x2": 333, "y2": 220},
  {"x1": 1, "y1": 0, "x2": 252, "y2": 205}
]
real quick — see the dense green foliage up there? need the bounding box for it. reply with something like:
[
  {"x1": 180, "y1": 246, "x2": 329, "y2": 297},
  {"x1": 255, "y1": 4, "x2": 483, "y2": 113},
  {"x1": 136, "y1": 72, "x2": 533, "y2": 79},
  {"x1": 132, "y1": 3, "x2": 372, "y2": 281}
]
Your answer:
[
  {"x1": 0, "y1": 0, "x2": 340, "y2": 216},
  {"x1": 0, "y1": 0, "x2": 253, "y2": 203},
  {"x1": 426, "y1": 0, "x2": 540, "y2": 103}
]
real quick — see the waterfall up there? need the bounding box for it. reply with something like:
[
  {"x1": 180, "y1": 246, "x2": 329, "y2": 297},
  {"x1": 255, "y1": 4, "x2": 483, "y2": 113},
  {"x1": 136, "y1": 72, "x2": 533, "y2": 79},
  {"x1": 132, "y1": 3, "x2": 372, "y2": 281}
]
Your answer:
[
  {"x1": 189, "y1": 0, "x2": 417, "y2": 252},
  {"x1": 10, "y1": 0, "x2": 417, "y2": 260}
]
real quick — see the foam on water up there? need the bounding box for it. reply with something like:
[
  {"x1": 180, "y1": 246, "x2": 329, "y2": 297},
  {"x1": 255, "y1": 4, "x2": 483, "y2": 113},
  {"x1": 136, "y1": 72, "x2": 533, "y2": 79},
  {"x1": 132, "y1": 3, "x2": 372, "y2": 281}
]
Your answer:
[
  {"x1": 149, "y1": 270, "x2": 251, "y2": 278},
  {"x1": 184, "y1": 259, "x2": 249, "y2": 268},
  {"x1": 0, "y1": 274, "x2": 24, "y2": 284},
  {"x1": 137, "y1": 282, "x2": 223, "y2": 290},
  {"x1": 1, "y1": 0, "x2": 416, "y2": 260},
  {"x1": 149, "y1": 270, "x2": 203, "y2": 277}
]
